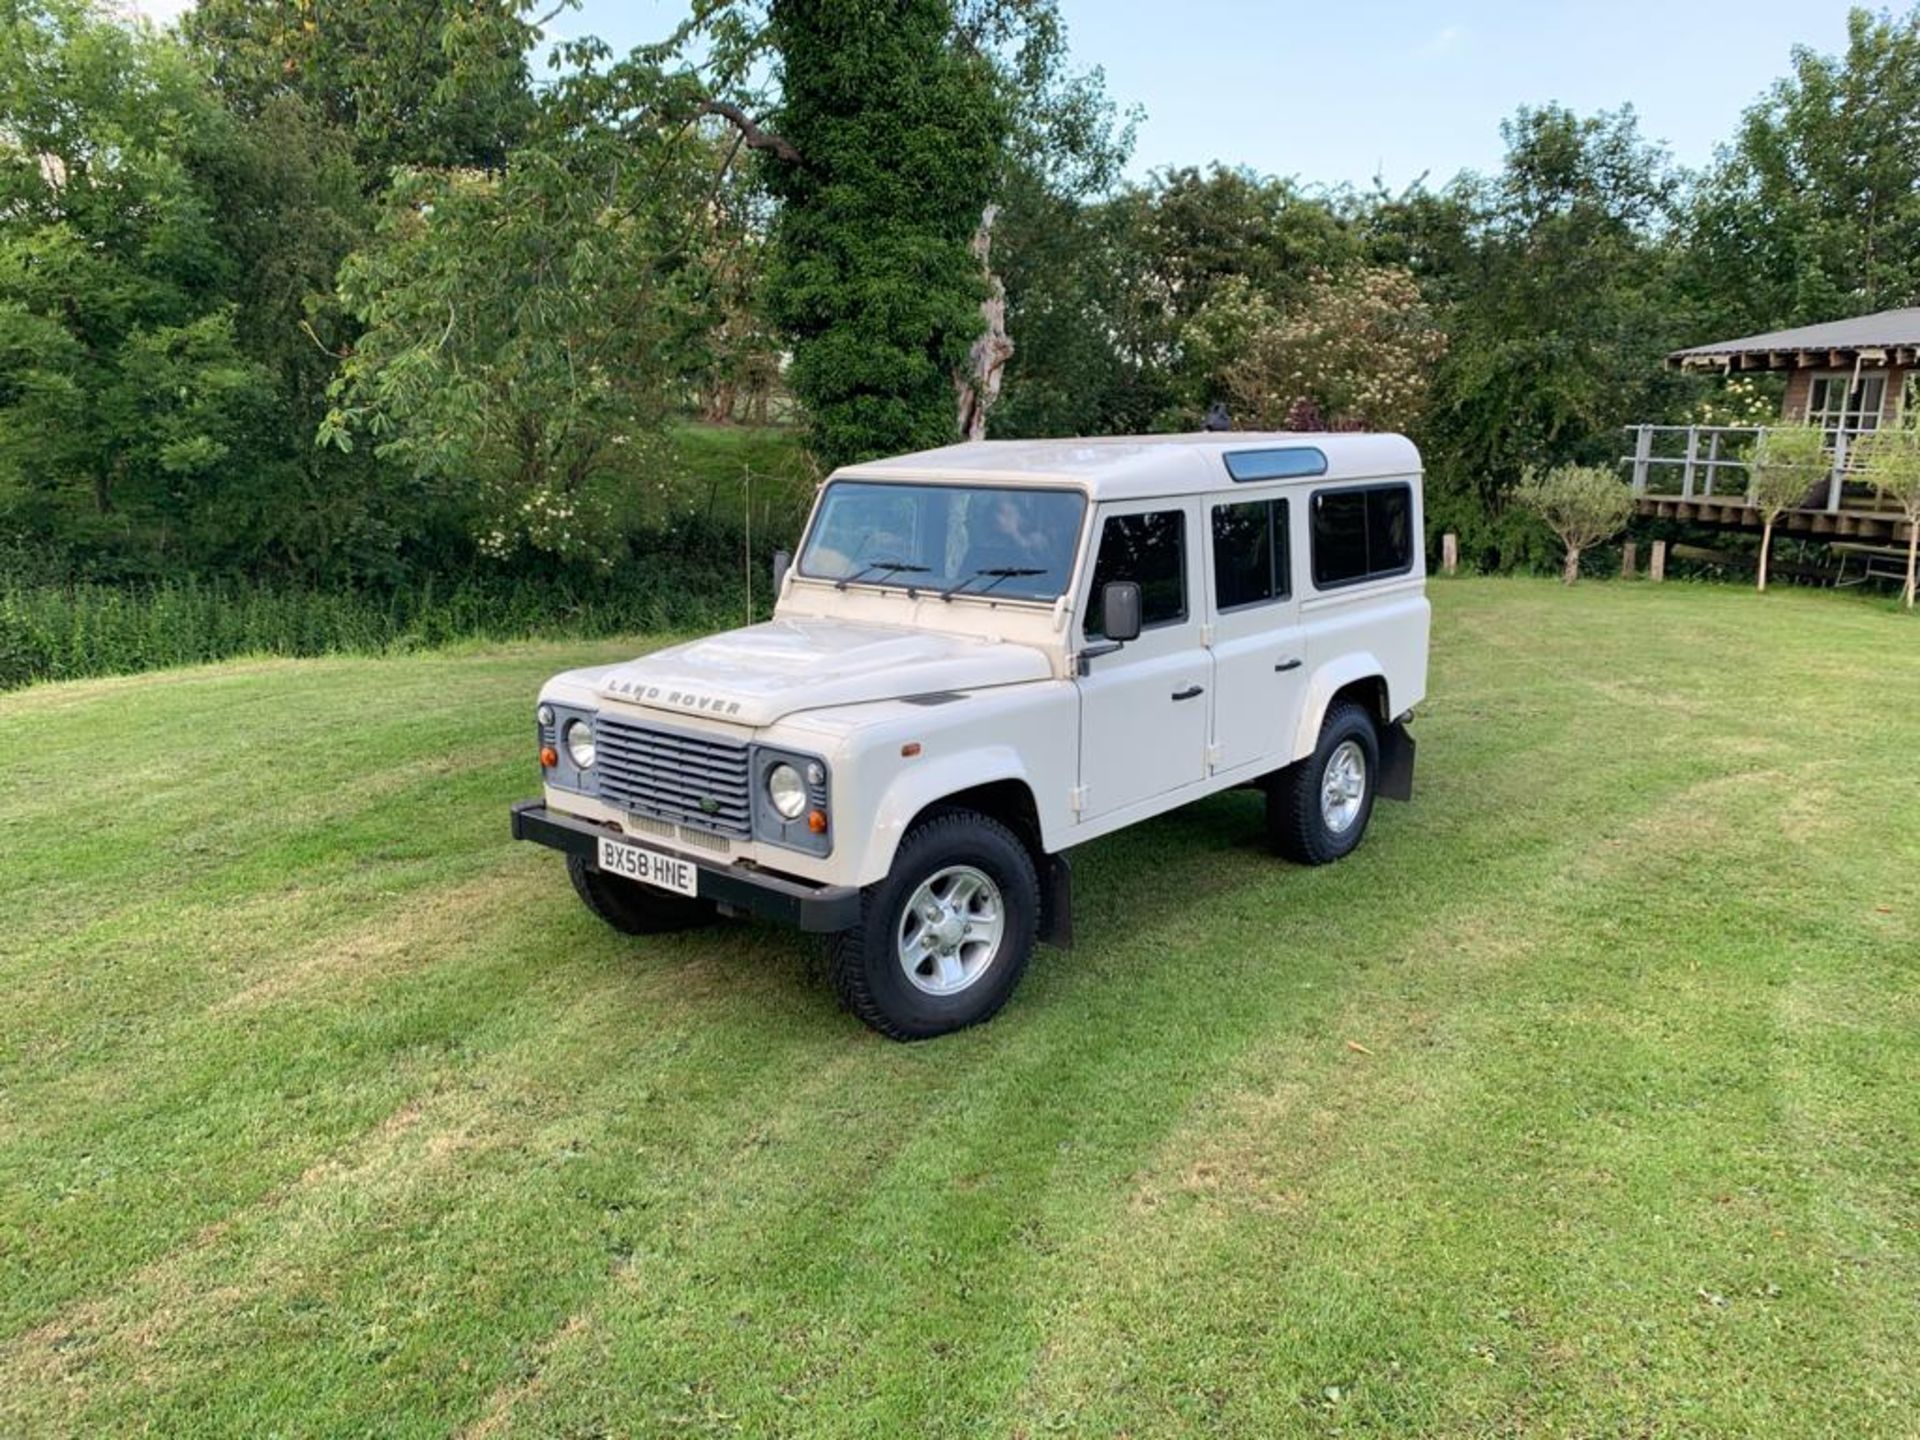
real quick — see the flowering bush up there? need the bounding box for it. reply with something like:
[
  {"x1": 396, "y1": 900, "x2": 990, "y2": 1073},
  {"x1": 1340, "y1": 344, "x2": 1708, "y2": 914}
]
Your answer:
[
  {"x1": 1184, "y1": 266, "x2": 1447, "y2": 433},
  {"x1": 1685, "y1": 374, "x2": 1783, "y2": 428}
]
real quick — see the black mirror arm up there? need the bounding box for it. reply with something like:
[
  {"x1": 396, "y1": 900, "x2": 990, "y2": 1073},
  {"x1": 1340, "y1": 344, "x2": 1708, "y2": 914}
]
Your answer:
[{"x1": 1075, "y1": 639, "x2": 1125, "y2": 676}]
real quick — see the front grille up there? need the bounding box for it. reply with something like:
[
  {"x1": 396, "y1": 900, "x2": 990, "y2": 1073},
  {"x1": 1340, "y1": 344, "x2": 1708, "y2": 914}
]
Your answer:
[{"x1": 594, "y1": 717, "x2": 752, "y2": 837}]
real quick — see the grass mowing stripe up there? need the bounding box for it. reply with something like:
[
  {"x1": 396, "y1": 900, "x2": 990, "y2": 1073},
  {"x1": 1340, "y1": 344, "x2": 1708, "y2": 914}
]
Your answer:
[{"x1": 0, "y1": 578, "x2": 1915, "y2": 1436}]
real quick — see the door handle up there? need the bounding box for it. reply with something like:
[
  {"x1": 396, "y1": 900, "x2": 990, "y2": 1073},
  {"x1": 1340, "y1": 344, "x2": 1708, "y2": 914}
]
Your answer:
[
  {"x1": 1171, "y1": 685, "x2": 1204, "y2": 701},
  {"x1": 1274, "y1": 658, "x2": 1303, "y2": 672}
]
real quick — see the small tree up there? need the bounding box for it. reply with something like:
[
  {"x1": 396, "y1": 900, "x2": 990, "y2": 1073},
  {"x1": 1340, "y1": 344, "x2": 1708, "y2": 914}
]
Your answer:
[
  {"x1": 1856, "y1": 429, "x2": 1920, "y2": 608},
  {"x1": 1516, "y1": 464, "x2": 1633, "y2": 584},
  {"x1": 1748, "y1": 425, "x2": 1827, "y2": 592}
]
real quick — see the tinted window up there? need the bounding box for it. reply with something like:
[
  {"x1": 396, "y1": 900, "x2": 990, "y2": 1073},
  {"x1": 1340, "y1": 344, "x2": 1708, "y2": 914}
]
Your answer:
[
  {"x1": 1086, "y1": 510, "x2": 1186, "y2": 636},
  {"x1": 1213, "y1": 499, "x2": 1290, "y2": 609},
  {"x1": 1311, "y1": 484, "x2": 1413, "y2": 588}
]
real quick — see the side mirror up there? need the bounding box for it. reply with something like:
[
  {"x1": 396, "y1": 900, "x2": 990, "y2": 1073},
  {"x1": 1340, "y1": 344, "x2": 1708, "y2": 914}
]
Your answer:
[
  {"x1": 1101, "y1": 580, "x2": 1143, "y2": 643},
  {"x1": 771, "y1": 549, "x2": 791, "y2": 594}
]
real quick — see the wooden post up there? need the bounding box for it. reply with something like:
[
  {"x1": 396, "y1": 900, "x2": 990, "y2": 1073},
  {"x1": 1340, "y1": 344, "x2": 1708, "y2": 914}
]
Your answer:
[
  {"x1": 1620, "y1": 540, "x2": 1637, "y2": 580},
  {"x1": 1441, "y1": 532, "x2": 1458, "y2": 576},
  {"x1": 1681, "y1": 427, "x2": 1700, "y2": 500},
  {"x1": 1705, "y1": 431, "x2": 1722, "y2": 497},
  {"x1": 1650, "y1": 539, "x2": 1667, "y2": 582},
  {"x1": 1630, "y1": 426, "x2": 1653, "y2": 494},
  {"x1": 1828, "y1": 430, "x2": 1847, "y2": 513}
]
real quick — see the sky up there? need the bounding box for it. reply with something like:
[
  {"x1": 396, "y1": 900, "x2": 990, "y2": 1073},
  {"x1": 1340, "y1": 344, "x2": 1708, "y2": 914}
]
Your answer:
[{"x1": 133, "y1": 0, "x2": 1867, "y2": 191}]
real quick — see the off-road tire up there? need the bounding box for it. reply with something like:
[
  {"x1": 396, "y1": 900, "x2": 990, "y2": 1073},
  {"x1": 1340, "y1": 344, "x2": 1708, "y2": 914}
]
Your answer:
[
  {"x1": 1268, "y1": 699, "x2": 1380, "y2": 865},
  {"x1": 828, "y1": 810, "x2": 1040, "y2": 1041},
  {"x1": 568, "y1": 853, "x2": 716, "y2": 934}
]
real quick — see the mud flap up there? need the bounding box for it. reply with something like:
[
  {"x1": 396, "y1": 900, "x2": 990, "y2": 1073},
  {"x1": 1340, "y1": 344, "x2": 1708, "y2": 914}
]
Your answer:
[
  {"x1": 1378, "y1": 720, "x2": 1416, "y2": 802},
  {"x1": 1038, "y1": 850, "x2": 1074, "y2": 948}
]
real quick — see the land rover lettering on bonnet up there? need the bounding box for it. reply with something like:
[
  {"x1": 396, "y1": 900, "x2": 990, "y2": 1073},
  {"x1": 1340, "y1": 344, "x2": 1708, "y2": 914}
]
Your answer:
[{"x1": 512, "y1": 432, "x2": 1429, "y2": 1040}]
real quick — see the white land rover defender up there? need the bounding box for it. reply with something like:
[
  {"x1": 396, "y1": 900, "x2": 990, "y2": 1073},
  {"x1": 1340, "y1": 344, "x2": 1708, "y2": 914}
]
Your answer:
[{"x1": 513, "y1": 434, "x2": 1428, "y2": 1039}]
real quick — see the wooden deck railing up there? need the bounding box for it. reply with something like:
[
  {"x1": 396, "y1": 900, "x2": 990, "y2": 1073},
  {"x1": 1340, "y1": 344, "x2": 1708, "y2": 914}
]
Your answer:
[{"x1": 1622, "y1": 424, "x2": 1856, "y2": 515}]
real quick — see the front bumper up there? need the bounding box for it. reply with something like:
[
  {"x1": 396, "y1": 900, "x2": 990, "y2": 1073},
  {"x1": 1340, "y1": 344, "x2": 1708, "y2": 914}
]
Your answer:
[{"x1": 511, "y1": 801, "x2": 862, "y2": 933}]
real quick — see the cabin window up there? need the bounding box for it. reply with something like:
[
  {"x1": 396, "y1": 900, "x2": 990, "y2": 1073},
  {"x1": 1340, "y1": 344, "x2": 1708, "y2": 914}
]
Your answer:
[
  {"x1": 1311, "y1": 484, "x2": 1413, "y2": 589},
  {"x1": 1086, "y1": 509, "x2": 1187, "y2": 636},
  {"x1": 1212, "y1": 499, "x2": 1290, "y2": 610},
  {"x1": 1806, "y1": 372, "x2": 1888, "y2": 443}
]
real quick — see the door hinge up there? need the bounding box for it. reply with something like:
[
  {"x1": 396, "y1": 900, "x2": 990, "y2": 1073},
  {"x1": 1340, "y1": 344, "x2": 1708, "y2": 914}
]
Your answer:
[
  {"x1": 1205, "y1": 742, "x2": 1223, "y2": 770},
  {"x1": 1201, "y1": 621, "x2": 1215, "y2": 647},
  {"x1": 1068, "y1": 784, "x2": 1088, "y2": 815}
]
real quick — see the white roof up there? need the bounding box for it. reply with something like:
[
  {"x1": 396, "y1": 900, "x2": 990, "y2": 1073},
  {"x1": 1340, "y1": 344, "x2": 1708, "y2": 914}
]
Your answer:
[{"x1": 836, "y1": 432, "x2": 1421, "y2": 501}]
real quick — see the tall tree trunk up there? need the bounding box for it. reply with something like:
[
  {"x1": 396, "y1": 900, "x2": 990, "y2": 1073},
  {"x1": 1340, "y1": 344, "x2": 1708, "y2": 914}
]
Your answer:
[
  {"x1": 1906, "y1": 516, "x2": 1918, "y2": 610},
  {"x1": 954, "y1": 203, "x2": 1013, "y2": 442},
  {"x1": 1758, "y1": 516, "x2": 1774, "y2": 592},
  {"x1": 1562, "y1": 543, "x2": 1581, "y2": 585}
]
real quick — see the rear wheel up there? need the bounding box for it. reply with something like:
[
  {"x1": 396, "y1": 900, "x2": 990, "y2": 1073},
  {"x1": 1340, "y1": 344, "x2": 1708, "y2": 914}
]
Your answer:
[
  {"x1": 1268, "y1": 699, "x2": 1379, "y2": 865},
  {"x1": 568, "y1": 853, "x2": 716, "y2": 934},
  {"x1": 828, "y1": 810, "x2": 1039, "y2": 1040}
]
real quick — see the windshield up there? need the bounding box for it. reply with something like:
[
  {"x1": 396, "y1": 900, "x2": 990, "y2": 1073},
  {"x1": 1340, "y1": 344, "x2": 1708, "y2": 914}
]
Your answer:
[{"x1": 797, "y1": 481, "x2": 1086, "y2": 602}]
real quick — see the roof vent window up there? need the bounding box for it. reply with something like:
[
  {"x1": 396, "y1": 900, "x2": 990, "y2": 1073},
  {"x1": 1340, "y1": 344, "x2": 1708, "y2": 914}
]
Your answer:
[{"x1": 1224, "y1": 448, "x2": 1328, "y2": 483}]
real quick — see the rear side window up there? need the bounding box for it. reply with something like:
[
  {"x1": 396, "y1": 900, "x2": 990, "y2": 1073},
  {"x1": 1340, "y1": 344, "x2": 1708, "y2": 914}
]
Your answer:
[
  {"x1": 1086, "y1": 509, "x2": 1187, "y2": 636},
  {"x1": 1311, "y1": 484, "x2": 1413, "y2": 588},
  {"x1": 1212, "y1": 498, "x2": 1290, "y2": 609}
]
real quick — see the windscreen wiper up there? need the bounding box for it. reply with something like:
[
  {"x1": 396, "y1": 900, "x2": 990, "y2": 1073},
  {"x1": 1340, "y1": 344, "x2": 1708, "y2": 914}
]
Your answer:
[
  {"x1": 834, "y1": 558, "x2": 930, "y2": 591},
  {"x1": 939, "y1": 566, "x2": 1047, "y2": 601}
]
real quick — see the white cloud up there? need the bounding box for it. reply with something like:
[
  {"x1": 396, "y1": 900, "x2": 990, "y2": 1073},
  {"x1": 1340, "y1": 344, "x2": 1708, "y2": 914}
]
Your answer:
[{"x1": 1416, "y1": 25, "x2": 1464, "y2": 58}]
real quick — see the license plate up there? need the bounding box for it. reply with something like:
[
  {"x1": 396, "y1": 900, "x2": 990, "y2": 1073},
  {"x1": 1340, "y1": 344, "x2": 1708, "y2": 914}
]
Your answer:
[{"x1": 597, "y1": 836, "x2": 699, "y2": 898}]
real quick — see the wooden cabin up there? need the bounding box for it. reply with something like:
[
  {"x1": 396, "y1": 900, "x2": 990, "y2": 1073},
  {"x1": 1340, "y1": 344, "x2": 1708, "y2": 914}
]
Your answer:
[{"x1": 1626, "y1": 307, "x2": 1920, "y2": 551}]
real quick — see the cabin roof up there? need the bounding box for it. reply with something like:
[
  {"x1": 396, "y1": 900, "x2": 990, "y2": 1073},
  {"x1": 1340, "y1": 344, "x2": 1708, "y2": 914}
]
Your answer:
[
  {"x1": 833, "y1": 432, "x2": 1421, "y2": 501},
  {"x1": 1669, "y1": 307, "x2": 1920, "y2": 368}
]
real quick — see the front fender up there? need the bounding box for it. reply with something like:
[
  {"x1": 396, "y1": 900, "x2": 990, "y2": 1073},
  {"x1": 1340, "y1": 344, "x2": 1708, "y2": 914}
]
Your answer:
[
  {"x1": 1291, "y1": 652, "x2": 1388, "y2": 762},
  {"x1": 859, "y1": 745, "x2": 1034, "y2": 888}
]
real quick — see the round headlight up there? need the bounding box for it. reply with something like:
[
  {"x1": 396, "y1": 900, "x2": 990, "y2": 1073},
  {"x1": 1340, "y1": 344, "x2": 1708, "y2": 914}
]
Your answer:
[
  {"x1": 536, "y1": 703, "x2": 554, "y2": 728},
  {"x1": 563, "y1": 718, "x2": 595, "y2": 769},
  {"x1": 767, "y1": 762, "x2": 807, "y2": 819}
]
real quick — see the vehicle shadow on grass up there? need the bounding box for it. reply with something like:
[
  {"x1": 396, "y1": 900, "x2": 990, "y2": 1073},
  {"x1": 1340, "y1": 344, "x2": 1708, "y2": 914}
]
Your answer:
[{"x1": 601, "y1": 782, "x2": 1313, "y2": 1037}]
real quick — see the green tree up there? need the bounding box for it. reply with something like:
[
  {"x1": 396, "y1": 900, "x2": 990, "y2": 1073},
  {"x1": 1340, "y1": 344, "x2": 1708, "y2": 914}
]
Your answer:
[
  {"x1": 757, "y1": 0, "x2": 1010, "y2": 468},
  {"x1": 0, "y1": 0, "x2": 283, "y2": 573},
  {"x1": 1684, "y1": 6, "x2": 1920, "y2": 334},
  {"x1": 1855, "y1": 428, "x2": 1920, "y2": 607},
  {"x1": 1413, "y1": 106, "x2": 1689, "y2": 566},
  {"x1": 1183, "y1": 265, "x2": 1446, "y2": 433},
  {"x1": 1516, "y1": 464, "x2": 1633, "y2": 584},
  {"x1": 182, "y1": 0, "x2": 546, "y2": 185},
  {"x1": 1748, "y1": 425, "x2": 1827, "y2": 592},
  {"x1": 320, "y1": 125, "x2": 706, "y2": 562}
]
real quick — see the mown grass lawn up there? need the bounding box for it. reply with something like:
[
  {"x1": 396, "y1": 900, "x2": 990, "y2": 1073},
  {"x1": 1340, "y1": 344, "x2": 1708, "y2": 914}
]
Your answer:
[{"x1": 2, "y1": 577, "x2": 1916, "y2": 1438}]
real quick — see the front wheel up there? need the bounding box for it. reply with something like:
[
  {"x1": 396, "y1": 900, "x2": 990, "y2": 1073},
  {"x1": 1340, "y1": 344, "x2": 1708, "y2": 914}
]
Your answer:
[
  {"x1": 828, "y1": 810, "x2": 1039, "y2": 1040},
  {"x1": 1268, "y1": 699, "x2": 1380, "y2": 865}
]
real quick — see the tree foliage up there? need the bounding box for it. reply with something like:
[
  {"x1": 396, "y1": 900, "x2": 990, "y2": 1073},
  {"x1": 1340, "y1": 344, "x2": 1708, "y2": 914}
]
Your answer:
[
  {"x1": 1749, "y1": 424, "x2": 1828, "y2": 591},
  {"x1": 1184, "y1": 266, "x2": 1445, "y2": 433},
  {"x1": 0, "y1": 0, "x2": 279, "y2": 572},
  {"x1": 1515, "y1": 464, "x2": 1633, "y2": 584},
  {"x1": 320, "y1": 132, "x2": 706, "y2": 562},
  {"x1": 1854, "y1": 428, "x2": 1920, "y2": 607},
  {"x1": 9, "y1": 0, "x2": 1920, "y2": 599},
  {"x1": 754, "y1": 0, "x2": 1009, "y2": 469},
  {"x1": 181, "y1": 0, "x2": 544, "y2": 182},
  {"x1": 1686, "y1": 7, "x2": 1920, "y2": 333}
]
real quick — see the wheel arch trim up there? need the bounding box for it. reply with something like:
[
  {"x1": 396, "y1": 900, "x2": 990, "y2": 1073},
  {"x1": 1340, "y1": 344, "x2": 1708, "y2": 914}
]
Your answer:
[{"x1": 1290, "y1": 654, "x2": 1391, "y2": 763}]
